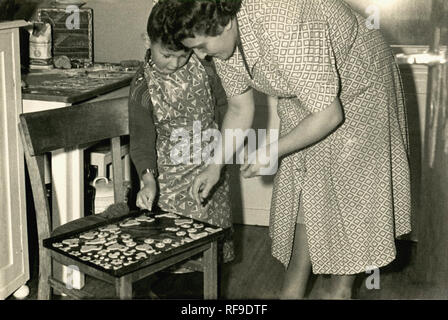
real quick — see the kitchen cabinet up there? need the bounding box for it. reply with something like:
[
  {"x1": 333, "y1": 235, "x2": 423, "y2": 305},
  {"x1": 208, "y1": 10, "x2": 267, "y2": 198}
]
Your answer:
[{"x1": 0, "y1": 20, "x2": 30, "y2": 300}]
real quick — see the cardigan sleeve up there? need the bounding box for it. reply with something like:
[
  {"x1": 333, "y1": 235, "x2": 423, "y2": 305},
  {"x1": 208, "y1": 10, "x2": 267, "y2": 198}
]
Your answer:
[
  {"x1": 128, "y1": 65, "x2": 158, "y2": 178},
  {"x1": 200, "y1": 57, "x2": 228, "y2": 128}
]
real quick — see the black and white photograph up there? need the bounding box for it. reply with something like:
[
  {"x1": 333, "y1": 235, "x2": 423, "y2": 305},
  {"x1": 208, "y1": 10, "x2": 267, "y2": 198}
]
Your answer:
[{"x1": 1, "y1": 0, "x2": 447, "y2": 308}]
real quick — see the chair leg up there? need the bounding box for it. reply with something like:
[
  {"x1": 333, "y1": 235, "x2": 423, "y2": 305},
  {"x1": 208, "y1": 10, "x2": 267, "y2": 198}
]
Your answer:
[
  {"x1": 115, "y1": 275, "x2": 133, "y2": 299},
  {"x1": 37, "y1": 250, "x2": 52, "y2": 300},
  {"x1": 203, "y1": 241, "x2": 218, "y2": 299}
]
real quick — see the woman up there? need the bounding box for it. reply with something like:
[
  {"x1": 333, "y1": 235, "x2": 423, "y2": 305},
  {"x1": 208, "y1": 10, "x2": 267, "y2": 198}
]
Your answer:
[
  {"x1": 128, "y1": 1, "x2": 234, "y2": 263},
  {"x1": 157, "y1": 0, "x2": 411, "y2": 299}
]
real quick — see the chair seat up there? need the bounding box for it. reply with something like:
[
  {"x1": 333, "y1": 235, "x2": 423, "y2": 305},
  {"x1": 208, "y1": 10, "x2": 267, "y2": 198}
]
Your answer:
[{"x1": 51, "y1": 203, "x2": 129, "y2": 237}]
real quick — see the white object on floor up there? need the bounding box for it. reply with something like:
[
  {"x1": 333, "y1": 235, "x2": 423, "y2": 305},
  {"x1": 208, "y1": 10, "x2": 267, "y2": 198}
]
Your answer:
[{"x1": 12, "y1": 285, "x2": 29, "y2": 299}]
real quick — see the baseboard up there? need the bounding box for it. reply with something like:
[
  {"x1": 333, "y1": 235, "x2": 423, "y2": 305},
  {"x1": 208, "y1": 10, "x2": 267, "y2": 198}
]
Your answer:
[{"x1": 233, "y1": 207, "x2": 270, "y2": 226}]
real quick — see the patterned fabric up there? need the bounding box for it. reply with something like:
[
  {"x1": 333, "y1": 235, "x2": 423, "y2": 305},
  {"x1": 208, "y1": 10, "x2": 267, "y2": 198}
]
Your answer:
[
  {"x1": 214, "y1": 0, "x2": 411, "y2": 274},
  {"x1": 144, "y1": 54, "x2": 234, "y2": 262}
]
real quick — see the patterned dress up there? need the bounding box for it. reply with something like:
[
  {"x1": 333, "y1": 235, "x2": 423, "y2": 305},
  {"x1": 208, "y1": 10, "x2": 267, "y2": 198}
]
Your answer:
[
  {"x1": 144, "y1": 54, "x2": 234, "y2": 262},
  {"x1": 214, "y1": 0, "x2": 411, "y2": 274}
]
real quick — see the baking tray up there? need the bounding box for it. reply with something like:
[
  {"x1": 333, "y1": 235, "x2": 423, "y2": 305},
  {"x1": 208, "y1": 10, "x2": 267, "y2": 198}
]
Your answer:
[{"x1": 43, "y1": 210, "x2": 227, "y2": 277}]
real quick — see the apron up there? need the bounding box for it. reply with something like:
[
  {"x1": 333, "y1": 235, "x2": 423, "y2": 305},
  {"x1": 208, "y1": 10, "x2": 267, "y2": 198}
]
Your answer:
[{"x1": 144, "y1": 55, "x2": 234, "y2": 262}]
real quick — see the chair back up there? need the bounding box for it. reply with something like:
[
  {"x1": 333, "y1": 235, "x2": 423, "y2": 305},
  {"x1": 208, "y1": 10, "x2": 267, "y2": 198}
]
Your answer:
[{"x1": 19, "y1": 97, "x2": 129, "y2": 242}]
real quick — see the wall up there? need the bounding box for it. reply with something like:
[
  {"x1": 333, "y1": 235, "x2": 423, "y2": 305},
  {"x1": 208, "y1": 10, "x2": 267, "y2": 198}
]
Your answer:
[
  {"x1": 11, "y1": 0, "x2": 153, "y2": 63},
  {"x1": 84, "y1": 0, "x2": 153, "y2": 62}
]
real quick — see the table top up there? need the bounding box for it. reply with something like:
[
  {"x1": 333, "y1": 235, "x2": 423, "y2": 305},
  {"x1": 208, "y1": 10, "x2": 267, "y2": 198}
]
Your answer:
[
  {"x1": 22, "y1": 64, "x2": 137, "y2": 104},
  {"x1": 43, "y1": 210, "x2": 226, "y2": 277}
]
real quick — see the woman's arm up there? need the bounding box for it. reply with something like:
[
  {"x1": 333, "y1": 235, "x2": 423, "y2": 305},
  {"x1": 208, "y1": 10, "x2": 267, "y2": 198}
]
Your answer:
[
  {"x1": 277, "y1": 97, "x2": 343, "y2": 158},
  {"x1": 241, "y1": 97, "x2": 344, "y2": 178},
  {"x1": 191, "y1": 89, "x2": 255, "y2": 204}
]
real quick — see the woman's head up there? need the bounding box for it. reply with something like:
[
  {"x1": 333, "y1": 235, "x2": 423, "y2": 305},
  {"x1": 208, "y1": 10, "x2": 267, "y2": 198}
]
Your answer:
[
  {"x1": 158, "y1": 0, "x2": 242, "y2": 60},
  {"x1": 146, "y1": 0, "x2": 192, "y2": 74}
]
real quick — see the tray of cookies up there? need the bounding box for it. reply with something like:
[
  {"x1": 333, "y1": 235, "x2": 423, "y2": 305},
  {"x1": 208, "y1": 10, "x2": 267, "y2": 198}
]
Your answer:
[{"x1": 43, "y1": 209, "x2": 227, "y2": 277}]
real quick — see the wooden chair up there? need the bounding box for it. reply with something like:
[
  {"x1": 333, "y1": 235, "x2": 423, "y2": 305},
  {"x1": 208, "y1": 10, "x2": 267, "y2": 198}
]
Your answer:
[{"x1": 19, "y1": 97, "x2": 219, "y2": 300}]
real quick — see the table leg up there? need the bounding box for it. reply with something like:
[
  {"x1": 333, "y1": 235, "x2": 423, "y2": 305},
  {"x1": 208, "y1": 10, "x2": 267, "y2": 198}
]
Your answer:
[
  {"x1": 116, "y1": 275, "x2": 133, "y2": 299},
  {"x1": 203, "y1": 241, "x2": 218, "y2": 299},
  {"x1": 51, "y1": 147, "x2": 85, "y2": 290}
]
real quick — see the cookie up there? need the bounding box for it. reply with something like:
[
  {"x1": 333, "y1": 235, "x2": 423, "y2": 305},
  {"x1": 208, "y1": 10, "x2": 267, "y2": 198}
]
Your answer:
[
  {"x1": 189, "y1": 232, "x2": 208, "y2": 240},
  {"x1": 62, "y1": 238, "x2": 80, "y2": 247},
  {"x1": 108, "y1": 252, "x2": 120, "y2": 259},
  {"x1": 135, "y1": 252, "x2": 147, "y2": 259},
  {"x1": 106, "y1": 243, "x2": 127, "y2": 252},
  {"x1": 85, "y1": 238, "x2": 106, "y2": 245},
  {"x1": 187, "y1": 228, "x2": 197, "y2": 233},
  {"x1": 107, "y1": 234, "x2": 119, "y2": 241},
  {"x1": 52, "y1": 242, "x2": 63, "y2": 248},
  {"x1": 123, "y1": 249, "x2": 136, "y2": 256},
  {"x1": 176, "y1": 231, "x2": 187, "y2": 237},
  {"x1": 99, "y1": 224, "x2": 120, "y2": 233},
  {"x1": 105, "y1": 240, "x2": 118, "y2": 247},
  {"x1": 120, "y1": 233, "x2": 131, "y2": 239},
  {"x1": 155, "y1": 242, "x2": 165, "y2": 249},
  {"x1": 119, "y1": 219, "x2": 140, "y2": 227},
  {"x1": 162, "y1": 238, "x2": 173, "y2": 244},
  {"x1": 165, "y1": 227, "x2": 180, "y2": 232},
  {"x1": 79, "y1": 231, "x2": 98, "y2": 240},
  {"x1": 193, "y1": 223, "x2": 204, "y2": 229},
  {"x1": 144, "y1": 238, "x2": 155, "y2": 244},
  {"x1": 156, "y1": 212, "x2": 179, "y2": 219},
  {"x1": 80, "y1": 245, "x2": 102, "y2": 253},
  {"x1": 111, "y1": 259, "x2": 123, "y2": 266},
  {"x1": 136, "y1": 216, "x2": 155, "y2": 223},
  {"x1": 175, "y1": 218, "x2": 193, "y2": 225},
  {"x1": 205, "y1": 227, "x2": 222, "y2": 233},
  {"x1": 125, "y1": 241, "x2": 137, "y2": 247},
  {"x1": 136, "y1": 244, "x2": 153, "y2": 251},
  {"x1": 181, "y1": 224, "x2": 192, "y2": 229}
]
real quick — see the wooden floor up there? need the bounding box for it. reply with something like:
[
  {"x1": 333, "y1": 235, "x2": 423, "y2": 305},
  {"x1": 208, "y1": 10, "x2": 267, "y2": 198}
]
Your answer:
[{"x1": 9, "y1": 224, "x2": 448, "y2": 300}]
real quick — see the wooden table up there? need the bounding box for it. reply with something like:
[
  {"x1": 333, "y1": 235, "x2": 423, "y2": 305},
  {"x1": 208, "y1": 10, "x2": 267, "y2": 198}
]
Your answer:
[{"x1": 22, "y1": 66, "x2": 135, "y2": 289}]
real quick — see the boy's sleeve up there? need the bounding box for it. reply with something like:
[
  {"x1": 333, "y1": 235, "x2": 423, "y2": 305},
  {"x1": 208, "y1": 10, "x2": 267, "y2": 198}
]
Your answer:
[{"x1": 128, "y1": 66, "x2": 158, "y2": 179}]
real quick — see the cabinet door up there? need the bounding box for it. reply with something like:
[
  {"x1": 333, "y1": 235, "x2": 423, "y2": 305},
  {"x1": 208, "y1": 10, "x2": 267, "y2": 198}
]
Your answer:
[{"x1": 0, "y1": 25, "x2": 29, "y2": 300}]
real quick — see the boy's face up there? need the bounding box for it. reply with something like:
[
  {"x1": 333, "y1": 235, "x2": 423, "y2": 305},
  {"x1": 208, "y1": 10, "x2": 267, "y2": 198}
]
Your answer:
[
  {"x1": 181, "y1": 19, "x2": 238, "y2": 61},
  {"x1": 150, "y1": 41, "x2": 191, "y2": 74}
]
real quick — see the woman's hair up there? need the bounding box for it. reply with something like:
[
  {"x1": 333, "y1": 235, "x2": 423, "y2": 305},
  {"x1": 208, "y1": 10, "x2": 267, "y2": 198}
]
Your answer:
[
  {"x1": 160, "y1": 0, "x2": 243, "y2": 42},
  {"x1": 147, "y1": 1, "x2": 188, "y2": 51}
]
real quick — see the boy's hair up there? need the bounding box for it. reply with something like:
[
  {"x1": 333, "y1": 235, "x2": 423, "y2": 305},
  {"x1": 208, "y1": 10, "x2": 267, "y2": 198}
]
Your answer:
[
  {"x1": 160, "y1": 0, "x2": 243, "y2": 41},
  {"x1": 147, "y1": 1, "x2": 189, "y2": 51}
]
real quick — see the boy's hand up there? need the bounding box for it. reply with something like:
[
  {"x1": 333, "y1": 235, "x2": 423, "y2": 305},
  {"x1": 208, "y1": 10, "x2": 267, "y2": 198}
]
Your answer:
[{"x1": 136, "y1": 182, "x2": 157, "y2": 210}]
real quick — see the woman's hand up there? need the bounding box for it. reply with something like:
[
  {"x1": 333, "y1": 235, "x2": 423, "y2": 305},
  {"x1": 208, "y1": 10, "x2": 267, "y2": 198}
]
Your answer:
[
  {"x1": 240, "y1": 144, "x2": 278, "y2": 178},
  {"x1": 190, "y1": 164, "x2": 222, "y2": 206}
]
